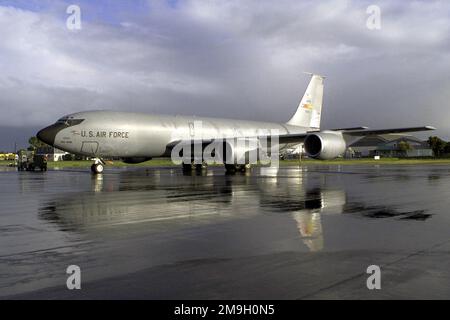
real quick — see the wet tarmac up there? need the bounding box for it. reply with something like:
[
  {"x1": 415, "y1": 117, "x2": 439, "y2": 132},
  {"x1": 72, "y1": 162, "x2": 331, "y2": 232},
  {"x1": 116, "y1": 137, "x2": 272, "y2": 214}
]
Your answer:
[{"x1": 1, "y1": 164, "x2": 450, "y2": 299}]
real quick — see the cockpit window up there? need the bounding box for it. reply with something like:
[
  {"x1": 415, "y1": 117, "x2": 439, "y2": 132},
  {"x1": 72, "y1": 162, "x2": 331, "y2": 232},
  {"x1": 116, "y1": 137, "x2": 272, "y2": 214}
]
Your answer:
[
  {"x1": 55, "y1": 117, "x2": 84, "y2": 126},
  {"x1": 56, "y1": 117, "x2": 69, "y2": 125}
]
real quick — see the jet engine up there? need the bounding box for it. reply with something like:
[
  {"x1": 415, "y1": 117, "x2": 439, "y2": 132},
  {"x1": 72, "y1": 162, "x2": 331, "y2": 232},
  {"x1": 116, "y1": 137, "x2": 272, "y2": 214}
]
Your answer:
[
  {"x1": 122, "y1": 157, "x2": 152, "y2": 164},
  {"x1": 304, "y1": 131, "x2": 347, "y2": 160}
]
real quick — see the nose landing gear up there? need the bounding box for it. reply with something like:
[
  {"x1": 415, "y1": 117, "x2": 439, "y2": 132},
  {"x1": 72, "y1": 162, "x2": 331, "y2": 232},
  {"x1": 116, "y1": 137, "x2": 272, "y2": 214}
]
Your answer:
[{"x1": 91, "y1": 158, "x2": 105, "y2": 174}]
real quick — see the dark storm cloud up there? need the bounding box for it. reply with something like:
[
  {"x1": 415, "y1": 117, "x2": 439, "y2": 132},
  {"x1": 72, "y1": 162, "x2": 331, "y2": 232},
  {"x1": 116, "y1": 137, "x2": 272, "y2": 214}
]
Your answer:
[{"x1": 0, "y1": 0, "x2": 449, "y2": 149}]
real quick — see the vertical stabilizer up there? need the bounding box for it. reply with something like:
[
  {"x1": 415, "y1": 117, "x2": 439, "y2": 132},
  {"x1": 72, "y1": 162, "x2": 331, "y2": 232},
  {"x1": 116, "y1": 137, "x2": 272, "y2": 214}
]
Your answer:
[{"x1": 286, "y1": 74, "x2": 324, "y2": 129}]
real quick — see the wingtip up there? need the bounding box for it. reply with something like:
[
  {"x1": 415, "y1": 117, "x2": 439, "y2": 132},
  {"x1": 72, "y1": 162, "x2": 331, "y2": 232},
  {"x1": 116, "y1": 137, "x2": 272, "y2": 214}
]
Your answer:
[{"x1": 425, "y1": 126, "x2": 437, "y2": 130}]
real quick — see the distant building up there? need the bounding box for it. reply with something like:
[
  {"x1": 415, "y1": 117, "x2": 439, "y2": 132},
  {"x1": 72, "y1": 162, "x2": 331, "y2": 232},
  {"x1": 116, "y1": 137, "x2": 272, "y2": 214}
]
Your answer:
[
  {"x1": 350, "y1": 135, "x2": 433, "y2": 158},
  {"x1": 0, "y1": 153, "x2": 16, "y2": 161},
  {"x1": 36, "y1": 146, "x2": 69, "y2": 161}
]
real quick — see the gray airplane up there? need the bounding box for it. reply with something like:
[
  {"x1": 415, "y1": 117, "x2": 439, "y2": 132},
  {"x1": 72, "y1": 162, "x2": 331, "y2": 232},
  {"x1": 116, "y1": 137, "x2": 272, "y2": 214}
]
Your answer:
[{"x1": 37, "y1": 74, "x2": 435, "y2": 174}]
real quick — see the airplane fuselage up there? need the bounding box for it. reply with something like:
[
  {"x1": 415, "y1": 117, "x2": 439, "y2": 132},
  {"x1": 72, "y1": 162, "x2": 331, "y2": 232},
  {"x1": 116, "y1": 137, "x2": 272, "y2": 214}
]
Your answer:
[{"x1": 38, "y1": 110, "x2": 309, "y2": 159}]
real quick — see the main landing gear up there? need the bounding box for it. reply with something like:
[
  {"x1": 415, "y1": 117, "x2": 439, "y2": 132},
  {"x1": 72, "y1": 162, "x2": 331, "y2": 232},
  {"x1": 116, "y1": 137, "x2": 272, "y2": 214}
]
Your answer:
[
  {"x1": 91, "y1": 158, "x2": 105, "y2": 174},
  {"x1": 225, "y1": 164, "x2": 251, "y2": 174},
  {"x1": 182, "y1": 160, "x2": 208, "y2": 173},
  {"x1": 181, "y1": 160, "x2": 251, "y2": 174}
]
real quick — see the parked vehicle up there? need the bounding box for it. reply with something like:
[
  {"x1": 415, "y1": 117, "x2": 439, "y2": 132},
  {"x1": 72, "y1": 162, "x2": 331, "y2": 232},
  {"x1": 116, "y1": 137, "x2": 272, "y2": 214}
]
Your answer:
[{"x1": 17, "y1": 151, "x2": 47, "y2": 171}]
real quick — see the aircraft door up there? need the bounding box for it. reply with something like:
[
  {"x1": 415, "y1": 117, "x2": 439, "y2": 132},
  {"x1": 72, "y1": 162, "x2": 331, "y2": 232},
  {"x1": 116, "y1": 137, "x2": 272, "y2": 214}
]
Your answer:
[
  {"x1": 81, "y1": 141, "x2": 99, "y2": 156},
  {"x1": 189, "y1": 122, "x2": 195, "y2": 137}
]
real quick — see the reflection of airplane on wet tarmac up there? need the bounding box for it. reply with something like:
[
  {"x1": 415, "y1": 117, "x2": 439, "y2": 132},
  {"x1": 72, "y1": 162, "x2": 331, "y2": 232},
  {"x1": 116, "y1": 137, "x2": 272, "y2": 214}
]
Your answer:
[
  {"x1": 37, "y1": 167, "x2": 429, "y2": 252},
  {"x1": 37, "y1": 74, "x2": 435, "y2": 174},
  {"x1": 38, "y1": 168, "x2": 346, "y2": 252},
  {"x1": 39, "y1": 171, "x2": 238, "y2": 231},
  {"x1": 255, "y1": 171, "x2": 346, "y2": 252}
]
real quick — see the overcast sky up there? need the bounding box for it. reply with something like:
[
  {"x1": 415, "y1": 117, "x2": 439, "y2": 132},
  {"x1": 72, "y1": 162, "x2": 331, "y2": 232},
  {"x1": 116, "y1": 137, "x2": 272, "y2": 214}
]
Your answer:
[{"x1": 0, "y1": 0, "x2": 449, "y2": 150}]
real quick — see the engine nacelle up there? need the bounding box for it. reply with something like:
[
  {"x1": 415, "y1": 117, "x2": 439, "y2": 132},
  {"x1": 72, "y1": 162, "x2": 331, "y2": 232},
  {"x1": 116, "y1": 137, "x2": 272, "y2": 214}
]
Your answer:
[
  {"x1": 304, "y1": 131, "x2": 347, "y2": 160},
  {"x1": 122, "y1": 157, "x2": 152, "y2": 164}
]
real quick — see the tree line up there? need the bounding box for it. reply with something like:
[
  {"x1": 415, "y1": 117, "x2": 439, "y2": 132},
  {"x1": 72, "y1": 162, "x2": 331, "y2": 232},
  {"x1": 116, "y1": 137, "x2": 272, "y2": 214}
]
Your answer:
[{"x1": 427, "y1": 136, "x2": 450, "y2": 157}]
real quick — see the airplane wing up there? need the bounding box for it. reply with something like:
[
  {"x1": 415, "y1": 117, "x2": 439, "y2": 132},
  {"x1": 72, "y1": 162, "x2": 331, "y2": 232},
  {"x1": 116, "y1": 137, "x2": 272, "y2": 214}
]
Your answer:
[
  {"x1": 278, "y1": 126, "x2": 435, "y2": 144},
  {"x1": 167, "y1": 126, "x2": 435, "y2": 148},
  {"x1": 340, "y1": 126, "x2": 436, "y2": 136}
]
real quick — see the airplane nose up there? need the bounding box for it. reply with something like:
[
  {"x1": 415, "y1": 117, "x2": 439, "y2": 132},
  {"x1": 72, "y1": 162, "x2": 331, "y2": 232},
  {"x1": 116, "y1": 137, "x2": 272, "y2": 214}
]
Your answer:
[{"x1": 37, "y1": 125, "x2": 59, "y2": 146}]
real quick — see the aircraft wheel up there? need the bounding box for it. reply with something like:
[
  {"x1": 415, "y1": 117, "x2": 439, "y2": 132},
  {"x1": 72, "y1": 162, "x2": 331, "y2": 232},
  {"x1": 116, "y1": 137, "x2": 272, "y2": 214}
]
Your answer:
[
  {"x1": 91, "y1": 163, "x2": 104, "y2": 174},
  {"x1": 225, "y1": 164, "x2": 237, "y2": 174},
  {"x1": 237, "y1": 164, "x2": 251, "y2": 172},
  {"x1": 195, "y1": 162, "x2": 207, "y2": 171},
  {"x1": 182, "y1": 162, "x2": 194, "y2": 171}
]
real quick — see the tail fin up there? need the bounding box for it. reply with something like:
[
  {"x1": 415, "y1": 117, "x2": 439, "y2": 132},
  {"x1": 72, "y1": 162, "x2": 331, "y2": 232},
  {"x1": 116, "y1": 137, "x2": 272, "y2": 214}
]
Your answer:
[{"x1": 286, "y1": 74, "x2": 324, "y2": 129}]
